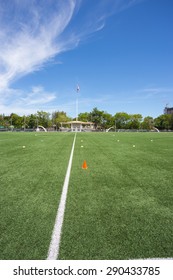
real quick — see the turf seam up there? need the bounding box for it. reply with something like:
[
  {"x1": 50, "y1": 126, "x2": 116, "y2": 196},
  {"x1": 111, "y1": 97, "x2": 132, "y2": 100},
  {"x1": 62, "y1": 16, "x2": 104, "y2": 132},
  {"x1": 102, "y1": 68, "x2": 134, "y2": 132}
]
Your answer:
[{"x1": 46, "y1": 133, "x2": 76, "y2": 260}]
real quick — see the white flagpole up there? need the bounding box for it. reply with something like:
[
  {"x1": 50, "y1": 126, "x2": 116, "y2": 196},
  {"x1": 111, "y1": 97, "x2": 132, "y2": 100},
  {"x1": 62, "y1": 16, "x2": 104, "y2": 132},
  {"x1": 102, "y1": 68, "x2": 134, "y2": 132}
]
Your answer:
[
  {"x1": 76, "y1": 97, "x2": 78, "y2": 121},
  {"x1": 76, "y1": 85, "x2": 80, "y2": 121}
]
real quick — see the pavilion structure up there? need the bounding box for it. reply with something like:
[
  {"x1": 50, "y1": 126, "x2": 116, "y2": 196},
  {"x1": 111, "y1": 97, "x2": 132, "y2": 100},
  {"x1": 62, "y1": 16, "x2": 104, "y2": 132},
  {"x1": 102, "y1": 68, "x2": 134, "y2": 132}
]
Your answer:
[{"x1": 60, "y1": 120, "x2": 94, "y2": 132}]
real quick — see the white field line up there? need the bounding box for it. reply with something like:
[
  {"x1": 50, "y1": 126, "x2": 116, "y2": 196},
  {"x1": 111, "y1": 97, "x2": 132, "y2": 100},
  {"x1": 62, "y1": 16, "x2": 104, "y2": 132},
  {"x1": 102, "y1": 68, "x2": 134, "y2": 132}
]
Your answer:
[
  {"x1": 137, "y1": 258, "x2": 173, "y2": 260},
  {"x1": 47, "y1": 133, "x2": 76, "y2": 260}
]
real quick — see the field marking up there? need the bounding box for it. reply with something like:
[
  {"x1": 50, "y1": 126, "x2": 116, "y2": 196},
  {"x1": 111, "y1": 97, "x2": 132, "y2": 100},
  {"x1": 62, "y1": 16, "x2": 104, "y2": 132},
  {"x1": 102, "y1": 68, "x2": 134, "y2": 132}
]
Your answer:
[{"x1": 47, "y1": 133, "x2": 76, "y2": 260}]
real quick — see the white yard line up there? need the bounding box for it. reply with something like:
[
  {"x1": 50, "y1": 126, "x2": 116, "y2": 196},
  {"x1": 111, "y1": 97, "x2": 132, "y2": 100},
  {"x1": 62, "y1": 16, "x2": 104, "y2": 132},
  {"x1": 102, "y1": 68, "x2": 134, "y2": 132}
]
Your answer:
[{"x1": 47, "y1": 133, "x2": 76, "y2": 260}]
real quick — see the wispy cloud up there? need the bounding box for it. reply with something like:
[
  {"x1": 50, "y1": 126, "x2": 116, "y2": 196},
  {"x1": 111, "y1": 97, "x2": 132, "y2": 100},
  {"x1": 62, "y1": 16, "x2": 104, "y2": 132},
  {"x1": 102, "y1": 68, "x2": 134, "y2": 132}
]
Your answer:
[
  {"x1": 0, "y1": 0, "x2": 77, "y2": 89},
  {"x1": 0, "y1": 0, "x2": 143, "y2": 114},
  {"x1": 0, "y1": 85, "x2": 57, "y2": 115},
  {"x1": 137, "y1": 87, "x2": 173, "y2": 99},
  {"x1": 19, "y1": 86, "x2": 56, "y2": 106}
]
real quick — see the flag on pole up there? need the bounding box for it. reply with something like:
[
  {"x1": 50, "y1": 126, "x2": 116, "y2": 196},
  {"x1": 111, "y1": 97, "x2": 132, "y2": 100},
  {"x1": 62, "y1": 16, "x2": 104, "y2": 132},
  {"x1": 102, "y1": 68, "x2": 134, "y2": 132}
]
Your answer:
[{"x1": 76, "y1": 84, "x2": 80, "y2": 93}]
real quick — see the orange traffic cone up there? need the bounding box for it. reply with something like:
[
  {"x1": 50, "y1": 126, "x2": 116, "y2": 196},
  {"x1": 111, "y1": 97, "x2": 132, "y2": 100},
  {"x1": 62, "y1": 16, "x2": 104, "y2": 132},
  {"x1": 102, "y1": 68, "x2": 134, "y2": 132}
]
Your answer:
[{"x1": 82, "y1": 160, "x2": 88, "y2": 169}]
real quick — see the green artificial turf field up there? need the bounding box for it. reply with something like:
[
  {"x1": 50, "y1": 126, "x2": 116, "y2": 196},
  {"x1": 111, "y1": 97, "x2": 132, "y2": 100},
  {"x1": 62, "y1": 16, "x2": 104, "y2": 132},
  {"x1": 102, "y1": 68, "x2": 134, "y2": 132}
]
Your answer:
[
  {"x1": 0, "y1": 132, "x2": 74, "y2": 259},
  {"x1": 0, "y1": 132, "x2": 173, "y2": 259}
]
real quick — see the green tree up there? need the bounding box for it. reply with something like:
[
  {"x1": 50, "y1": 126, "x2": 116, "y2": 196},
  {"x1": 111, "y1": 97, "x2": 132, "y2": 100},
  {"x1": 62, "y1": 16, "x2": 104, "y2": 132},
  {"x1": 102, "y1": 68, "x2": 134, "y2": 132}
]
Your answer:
[
  {"x1": 78, "y1": 112, "x2": 90, "y2": 122},
  {"x1": 128, "y1": 114, "x2": 143, "y2": 129},
  {"x1": 37, "y1": 111, "x2": 51, "y2": 128},
  {"x1": 52, "y1": 111, "x2": 71, "y2": 130},
  {"x1": 102, "y1": 112, "x2": 114, "y2": 129},
  {"x1": 114, "y1": 112, "x2": 130, "y2": 129},
  {"x1": 0, "y1": 114, "x2": 5, "y2": 127},
  {"x1": 27, "y1": 114, "x2": 37, "y2": 128},
  {"x1": 141, "y1": 116, "x2": 154, "y2": 130},
  {"x1": 154, "y1": 114, "x2": 172, "y2": 130},
  {"x1": 89, "y1": 107, "x2": 104, "y2": 129},
  {"x1": 10, "y1": 113, "x2": 23, "y2": 128},
  {"x1": 170, "y1": 114, "x2": 173, "y2": 130},
  {"x1": 3, "y1": 115, "x2": 11, "y2": 128}
]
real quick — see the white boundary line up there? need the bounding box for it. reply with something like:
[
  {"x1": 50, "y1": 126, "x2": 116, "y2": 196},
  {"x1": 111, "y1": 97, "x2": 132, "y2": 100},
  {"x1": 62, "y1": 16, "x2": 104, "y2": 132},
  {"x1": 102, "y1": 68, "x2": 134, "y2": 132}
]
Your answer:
[{"x1": 47, "y1": 133, "x2": 76, "y2": 260}]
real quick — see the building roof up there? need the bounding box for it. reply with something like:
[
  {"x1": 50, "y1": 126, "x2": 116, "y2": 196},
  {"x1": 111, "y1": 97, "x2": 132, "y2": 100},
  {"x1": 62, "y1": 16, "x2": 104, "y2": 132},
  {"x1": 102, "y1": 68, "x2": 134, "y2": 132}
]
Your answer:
[
  {"x1": 164, "y1": 107, "x2": 173, "y2": 114},
  {"x1": 62, "y1": 121, "x2": 93, "y2": 125}
]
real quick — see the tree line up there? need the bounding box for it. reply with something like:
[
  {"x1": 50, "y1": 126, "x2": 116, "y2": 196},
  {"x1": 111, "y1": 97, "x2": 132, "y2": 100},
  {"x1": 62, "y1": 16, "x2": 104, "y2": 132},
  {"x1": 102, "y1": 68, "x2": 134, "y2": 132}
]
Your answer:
[{"x1": 0, "y1": 107, "x2": 173, "y2": 130}]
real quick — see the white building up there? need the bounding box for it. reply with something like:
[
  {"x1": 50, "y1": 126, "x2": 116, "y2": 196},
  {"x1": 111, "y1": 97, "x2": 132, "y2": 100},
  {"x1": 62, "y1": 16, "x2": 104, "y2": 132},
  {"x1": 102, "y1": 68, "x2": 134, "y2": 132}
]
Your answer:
[{"x1": 60, "y1": 121, "x2": 94, "y2": 132}]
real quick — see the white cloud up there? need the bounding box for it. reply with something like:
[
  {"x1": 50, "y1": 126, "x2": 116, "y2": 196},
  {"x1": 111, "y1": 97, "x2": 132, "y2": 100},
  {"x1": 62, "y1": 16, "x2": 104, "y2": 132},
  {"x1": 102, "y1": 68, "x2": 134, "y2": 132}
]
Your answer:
[
  {"x1": 0, "y1": 85, "x2": 57, "y2": 115},
  {"x1": 19, "y1": 86, "x2": 56, "y2": 106},
  {"x1": 0, "y1": 0, "x2": 144, "y2": 89},
  {"x1": 0, "y1": 0, "x2": 144, "y2": 115},
  {"x1": 137, "y1": 87, "x2": 173, "y2": 100},
  {"x1": 0, "y1": 0, "x2": 77, "y2": 90}
]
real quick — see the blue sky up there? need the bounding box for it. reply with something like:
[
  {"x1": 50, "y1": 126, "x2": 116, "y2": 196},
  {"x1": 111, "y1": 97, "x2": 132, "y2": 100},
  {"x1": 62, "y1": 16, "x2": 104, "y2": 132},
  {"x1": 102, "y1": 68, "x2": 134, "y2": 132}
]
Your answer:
[{"x1": 0, "y1": 0, "x2": 172, "y2": 118}]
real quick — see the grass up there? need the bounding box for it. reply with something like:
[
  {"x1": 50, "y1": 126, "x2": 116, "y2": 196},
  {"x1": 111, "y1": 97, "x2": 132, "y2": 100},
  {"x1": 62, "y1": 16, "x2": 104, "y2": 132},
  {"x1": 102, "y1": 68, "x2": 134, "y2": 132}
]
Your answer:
[
  {"x1": 59, "y1": 132, "x2": 173, "y2": 259},
  {"x1": 0, "y1": 132, "x2": 74, "y2": 259},
  {"x1": 0, "y1": 132, "x2": 173, "y2": 259}
]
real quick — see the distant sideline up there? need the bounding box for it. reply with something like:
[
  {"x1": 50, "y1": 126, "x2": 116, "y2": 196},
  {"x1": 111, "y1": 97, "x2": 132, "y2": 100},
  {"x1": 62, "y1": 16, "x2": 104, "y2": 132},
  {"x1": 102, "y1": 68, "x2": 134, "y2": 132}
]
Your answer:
[{"x1": 1, "y1": 128, "x2": 173, "y2": 133}]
